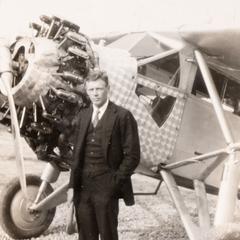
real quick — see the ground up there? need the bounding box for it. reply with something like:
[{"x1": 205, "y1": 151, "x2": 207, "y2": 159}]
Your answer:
[{"x1": 0, "y1": 125, "x2": 239, "y2": 240}]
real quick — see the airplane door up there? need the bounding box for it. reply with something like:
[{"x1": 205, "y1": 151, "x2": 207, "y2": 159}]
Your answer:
[
  {"x1": 120, "y1": 52, "x2": 187, "y2": 168},
  {"x1": 126, "y1": 74, "x2": 187, "y2": 168}
]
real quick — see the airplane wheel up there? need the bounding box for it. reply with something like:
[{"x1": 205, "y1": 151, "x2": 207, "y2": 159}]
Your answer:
[{"x1": 0, "y1": 174, "x2": 56, "y2": 239}]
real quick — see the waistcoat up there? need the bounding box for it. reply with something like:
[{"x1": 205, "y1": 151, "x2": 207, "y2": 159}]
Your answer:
[{"x1": 82, "y1": 112, "x2": 109, "y2": 175}]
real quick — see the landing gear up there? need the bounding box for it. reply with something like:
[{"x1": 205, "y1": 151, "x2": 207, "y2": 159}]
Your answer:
[{"x1": 0, "y1": 174, "x2": 56, "y2": 239}]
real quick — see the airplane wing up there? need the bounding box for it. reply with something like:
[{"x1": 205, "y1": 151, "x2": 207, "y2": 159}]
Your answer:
[{"x1": 179, "y1": 25, "x2": 240, "y2": 81}]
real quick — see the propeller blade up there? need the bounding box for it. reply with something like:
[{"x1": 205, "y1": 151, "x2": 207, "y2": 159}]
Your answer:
[{"x1": 0, "y1": 43, "x2": 28, "y2": 199}]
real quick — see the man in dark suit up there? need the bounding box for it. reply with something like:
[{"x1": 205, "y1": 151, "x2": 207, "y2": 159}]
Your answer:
[{"x1": 68, "y1": 70, "x2": 140, "y2": 240}]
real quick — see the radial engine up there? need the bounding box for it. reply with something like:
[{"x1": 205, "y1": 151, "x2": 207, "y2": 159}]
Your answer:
[{"x1": 0, "y1": 15, "x2": 98, "y2": 169}]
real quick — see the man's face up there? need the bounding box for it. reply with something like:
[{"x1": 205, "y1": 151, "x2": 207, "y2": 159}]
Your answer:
[{"x1": 86, "y1": 78, "x2": 109, "y2": 108}]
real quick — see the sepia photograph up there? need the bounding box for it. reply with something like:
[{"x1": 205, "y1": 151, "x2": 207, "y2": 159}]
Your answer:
[{"x1": 0, "y1": 0, "x2": 240, "y2": 239}]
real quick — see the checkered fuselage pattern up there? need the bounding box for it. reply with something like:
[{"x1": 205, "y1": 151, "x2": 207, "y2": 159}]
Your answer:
[{"x1": 96, "y1": 46, "x2": 186, "y2": 167}]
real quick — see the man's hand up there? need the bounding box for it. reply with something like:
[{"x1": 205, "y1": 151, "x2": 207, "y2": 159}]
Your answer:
[{"x1": 66, "y1": 188, "x2": 77, "y2": 234}]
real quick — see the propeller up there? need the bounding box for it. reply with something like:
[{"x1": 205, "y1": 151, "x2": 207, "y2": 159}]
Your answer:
[{"x1": 0, "y1": 42, "x2": 28, "y2": 200}]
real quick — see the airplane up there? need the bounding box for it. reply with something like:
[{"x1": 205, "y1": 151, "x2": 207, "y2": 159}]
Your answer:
[{"x1": 0, "y1": 14, "x2": 240, "y2": 240}]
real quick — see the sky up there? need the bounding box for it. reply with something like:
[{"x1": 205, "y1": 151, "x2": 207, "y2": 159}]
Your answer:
[{"x1": 0, "y1": 0, "x2": 240, "y2": 40}]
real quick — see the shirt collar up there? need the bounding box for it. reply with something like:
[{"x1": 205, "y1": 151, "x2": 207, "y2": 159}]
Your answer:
[{"x1": 93, "y1": 99, "x2": 109, "y2": 116}]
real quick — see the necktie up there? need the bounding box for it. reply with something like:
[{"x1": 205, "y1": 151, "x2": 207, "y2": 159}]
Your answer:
[{"x1": 92, "y1": 109, "x2": 100, "y2": 128}]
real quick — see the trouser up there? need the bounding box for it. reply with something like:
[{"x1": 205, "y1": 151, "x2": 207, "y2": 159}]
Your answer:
[{"x1": 74, "y1": 172, "x2": 119, "y2": 240}]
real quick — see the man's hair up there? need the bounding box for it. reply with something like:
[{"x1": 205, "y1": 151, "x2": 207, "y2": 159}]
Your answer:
[{"x1": 85, "y1": 69, "x2": 109, "y2": 86}]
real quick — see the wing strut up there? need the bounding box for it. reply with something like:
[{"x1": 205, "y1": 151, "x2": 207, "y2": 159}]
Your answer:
[{"x1": 194, "y1": 50, "x2": 240, "y2": 226}]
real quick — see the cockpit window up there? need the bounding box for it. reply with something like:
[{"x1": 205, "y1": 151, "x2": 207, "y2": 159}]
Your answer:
[
  {"x1": 136, "y1": 53, "x2": 180, "y2": 127},
  {"x1": 138, "y1": 53, "x2": 180, "y2": 87},
  {"x1": 136, "y1": 83, "x2": 176, "y2": 127},
  {"x1": 192, "y1": 68, "x2": 240, "y2": 116},
  {"x1": 223, "y1": 80, "x2": 240, "y2": 115}
]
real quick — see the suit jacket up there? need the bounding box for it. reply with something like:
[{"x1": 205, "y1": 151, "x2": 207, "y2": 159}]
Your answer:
[{"x1": 69, "y1": 101, "x2": 140, "y2": 206}]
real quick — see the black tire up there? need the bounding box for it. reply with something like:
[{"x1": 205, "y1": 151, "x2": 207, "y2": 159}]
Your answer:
[{"x1": 0, "y1": 174, "x2": 56, "y2": 239}]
